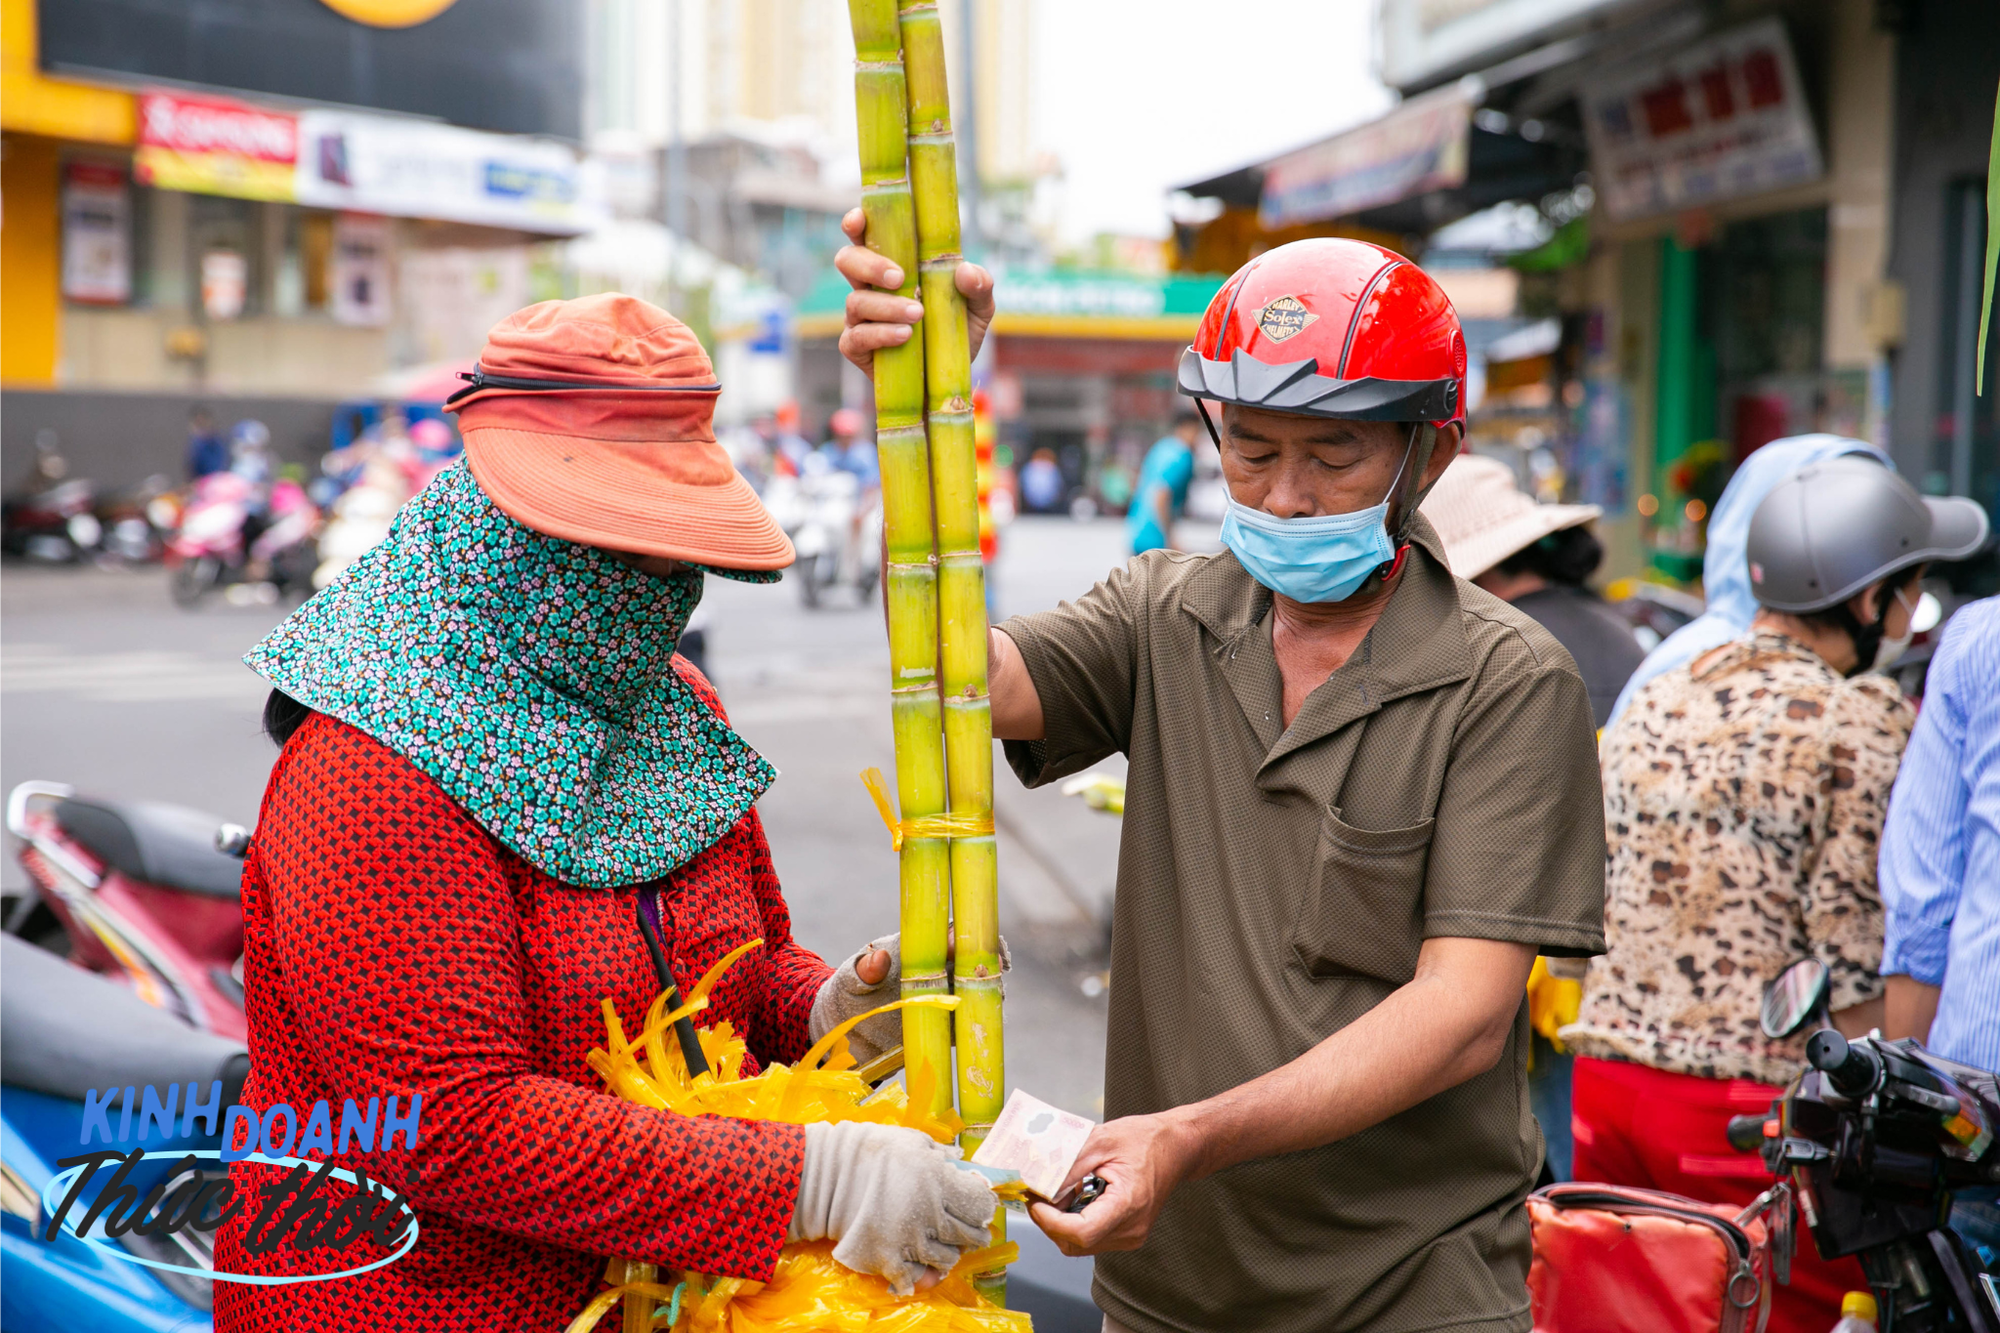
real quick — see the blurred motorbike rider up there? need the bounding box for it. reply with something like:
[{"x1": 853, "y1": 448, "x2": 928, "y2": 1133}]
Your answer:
[
  {"x1": 840, "y1": 226, "x2": 1608, "y2": 1333},
  {"x1": 227, "y1": 419, "x2": 277, "y2": 579},
  {"x1": 1563, "y1": 457, "x2": 1989, "y2": 1333},
  {"x1": 222, "y1": 295, "x2": 997, "y2": 1333}
]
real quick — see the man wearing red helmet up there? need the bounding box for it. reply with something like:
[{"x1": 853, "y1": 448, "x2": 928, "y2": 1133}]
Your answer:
[{"x1": 838, "y1": 221, "x2": 1606, "y2": 1333}]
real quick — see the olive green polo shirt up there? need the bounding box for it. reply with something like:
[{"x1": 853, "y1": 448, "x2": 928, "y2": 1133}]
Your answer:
[{"x1": 999, "y1": 517, "x2": 1606, "y2": 1333}]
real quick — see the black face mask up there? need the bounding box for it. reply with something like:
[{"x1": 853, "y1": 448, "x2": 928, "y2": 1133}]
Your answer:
[{"x1": 1827, "y1": 582, "x2": 1899, "y2": 679}]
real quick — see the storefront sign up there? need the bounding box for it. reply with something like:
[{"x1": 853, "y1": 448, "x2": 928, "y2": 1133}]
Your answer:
[
  {"x1": 295, "y1": 110, "x2": 594, "y2": 235},
  {"x1": 1259, "y1": 85, "x2": 1472, "y2": 228},
  {"x1": 331, "y1": 215, "x2": 394, "y2": 327},
  {"x1": 1583, "y1": 18, "x2": 1822, "y2": 222},
  {"x1": 1378, "y1": 0, "x2": 1626, "y2": 90},
  {"x1": 134, "y1": 92, "x2": 298, "y2": 202},
  {"x1": 60, "y1": 162, "x2": 131, "y2": 305}
]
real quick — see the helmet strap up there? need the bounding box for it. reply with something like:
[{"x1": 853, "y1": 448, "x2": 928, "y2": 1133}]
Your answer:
[
  {"x1": 1827, "y1": 586, "x2": 1893, "y2": 679},
  {"x1": 1392, "y1": 422, "x2": 1439, "y2": 541},
  {"x1": 1193, "y1": 398, "x2": 1223, "y2": 451}
]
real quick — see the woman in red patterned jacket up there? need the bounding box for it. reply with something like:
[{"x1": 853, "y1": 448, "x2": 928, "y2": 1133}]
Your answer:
[{"x1": 216, "y1": 295, "x2": 996, "y2": 1332}]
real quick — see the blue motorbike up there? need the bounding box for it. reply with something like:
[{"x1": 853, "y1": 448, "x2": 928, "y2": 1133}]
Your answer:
[{"x1": 1, "y1": 933, "x2": 248, "y2": 1332}]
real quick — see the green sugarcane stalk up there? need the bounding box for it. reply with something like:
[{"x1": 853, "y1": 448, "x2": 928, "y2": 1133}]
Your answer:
[
  {"x1": 848, "y1": 0, "x2": 954, "y2": 1113},
  {"x1": 898, "y1": 0, "x2": 1006, "y2": 1304}
]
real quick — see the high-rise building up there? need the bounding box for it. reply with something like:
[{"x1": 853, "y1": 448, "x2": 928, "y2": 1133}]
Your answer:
[{"x1": 586, "y1": 0, "x2": 1033, "y2": 187}]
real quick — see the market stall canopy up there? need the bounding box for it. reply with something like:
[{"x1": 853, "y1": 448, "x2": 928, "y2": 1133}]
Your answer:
[{"x1": 1176, "y1": 85, "x2": 1584, "y2": 237}]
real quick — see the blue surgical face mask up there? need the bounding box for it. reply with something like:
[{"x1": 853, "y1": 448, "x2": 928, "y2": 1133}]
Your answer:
[{"x1": 1219, "y1": 428, "x2": 1414, "y2": 603}]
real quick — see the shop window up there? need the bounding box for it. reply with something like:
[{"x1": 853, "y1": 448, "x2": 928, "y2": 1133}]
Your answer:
[
  {"x1": 1695, "y1": 206, "x2": 1829, "y2": 462},
  {"x1": 1934, "y1": 177, "x2": 1997, "y2": 509},
  {"x1": 299, "y1": 211, "x2": 335, "y2": 312},
  {"x1": 188, "y1": 194, "x2": 260, "y2": 321}
]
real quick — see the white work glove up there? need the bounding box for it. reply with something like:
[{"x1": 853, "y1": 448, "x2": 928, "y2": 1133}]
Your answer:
[
  {"x1": 788, "y1": 1120, "x2": 997, "y2": 1294},
  {"x1": 809, "y1": 932, "x2": 1012, "y2": 1066}
]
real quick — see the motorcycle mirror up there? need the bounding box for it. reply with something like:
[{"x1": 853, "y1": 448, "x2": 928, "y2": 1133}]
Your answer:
[
  {"x1": 1761, "y1": 958, "x2": 1830, "y2": 1040},
  {"x1": 214, "y1": 823, "x2": 252, "y2": 859}
]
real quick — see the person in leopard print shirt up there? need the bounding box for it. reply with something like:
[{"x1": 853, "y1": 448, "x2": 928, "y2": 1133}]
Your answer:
[{"x1": 1562, "y1": 455, "x2": 1989, "y2": 1333}]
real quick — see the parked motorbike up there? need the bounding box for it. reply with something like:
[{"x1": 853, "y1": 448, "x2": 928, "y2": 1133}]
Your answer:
[
  {"x1": 2, "y1": 931, "x2": 246, "y2": 1330},
  {"x1": 91, "y1": 474, "x2": 176, "y2": 565},
  {"x1": 1, "y1": 432, "x2": 101, "y2": 563},
  {"x1": 165, "y1": 472, "x2": 320, "y2": 607},
  {"x1": 790, "y1": 468, "x2": 883, "y2": 609},
  {"x1": 6, "y1": 781, "x2": 248, "y2": 1042},
  {"x1": 1728, "y1": 958, "x2": 2000, "y2": 1331}
]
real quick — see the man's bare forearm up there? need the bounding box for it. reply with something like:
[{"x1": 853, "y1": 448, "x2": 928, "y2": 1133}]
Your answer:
[
  {"x1": 1161, "y1": 938, "x2": 1536, "y2": 1181},
  {"x1": 1884, "y1": 975, "x2": 1942, "y2": 1042},
  {"x1": 988, "y1": 627, "x2": 1044, "y2": 740}
]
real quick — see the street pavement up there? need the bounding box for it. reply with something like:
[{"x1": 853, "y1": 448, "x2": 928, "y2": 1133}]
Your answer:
[{"x1": 0, "y1": 514, "x2": 1152, "y2": 1117}]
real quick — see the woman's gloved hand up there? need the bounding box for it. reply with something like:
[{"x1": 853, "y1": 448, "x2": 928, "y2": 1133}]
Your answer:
[
  {"x1": 810, "y1": 933, "x2": 1013, "y2": 1065},
  {"x1": 788, "y1": 1120, "x2": 997, "y2": 1294}
]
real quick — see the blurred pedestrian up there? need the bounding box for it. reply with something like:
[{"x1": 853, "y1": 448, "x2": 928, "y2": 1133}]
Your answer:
[
  {"x1": 841, "y1": 229, "x2": 1606, "y2": 1333},
  {"x1": 186, "y1": 407, "x2": 229, "y2": 480},
  {"x1": 1564, "y1": 457, "x2": 1987, "y2": 1333},
  {"x1": 1126, "y1": 412, "x2": 1199, "y2": 556},
  {"x1": 1880, "y1": 593, "x2": 2000, "y2": 1252},
  {"x1": 824, "y1": 407, "x2": 878, "y2": 487},
  {"x1": 1018, "y1": 447, "x2": 1063, "y2": 513},
  {"x1": 773, "y1": 400, "x2": 812, "y2": 475},
  {"x1": 1606, "y1": 433, "x2": 1888, "y2": 725},
  {"x1": 1421, "y1": 454, "x2": 1642, "y2": 727}
]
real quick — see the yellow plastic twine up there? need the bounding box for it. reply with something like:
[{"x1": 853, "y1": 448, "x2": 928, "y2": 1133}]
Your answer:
[
  {"x1": 859, "y1": 768, "x2": 996, "y2": 852},
  {"x1": 566, "y1": 939, "x2": 1029, "y2": 1333}
]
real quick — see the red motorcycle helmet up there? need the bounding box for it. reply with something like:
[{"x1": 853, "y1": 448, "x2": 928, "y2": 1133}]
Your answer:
[{"x1": 1178, "y1": 238, "x2": 1466, "y2": 429}]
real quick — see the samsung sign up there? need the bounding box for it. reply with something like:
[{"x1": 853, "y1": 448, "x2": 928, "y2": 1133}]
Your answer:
[{"x1": 37, "y1": 0, "x2": 581, "y2": 140}]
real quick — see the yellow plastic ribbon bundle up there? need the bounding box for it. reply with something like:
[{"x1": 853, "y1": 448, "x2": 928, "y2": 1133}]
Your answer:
[
  {"x1": 565, "y1": 939, "x2": 1031, "y2": 1333},
  {"x1": 859, "y1": 768, "x2": 996, "y2": 852}
]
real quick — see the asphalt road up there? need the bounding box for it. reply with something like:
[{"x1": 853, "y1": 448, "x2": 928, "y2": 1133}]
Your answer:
[{"x1": 1, "y1": 512, "x2": 1154, "y2": 1319}]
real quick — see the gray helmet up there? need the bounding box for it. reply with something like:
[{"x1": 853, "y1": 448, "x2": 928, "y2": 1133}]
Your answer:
[{"x1": 1746, "y1": 456, "x2": 1989, "y2": 613}]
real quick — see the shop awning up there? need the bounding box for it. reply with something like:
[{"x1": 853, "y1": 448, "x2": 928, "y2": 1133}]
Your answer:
[{"x1": 1177, "y1": 88, "x2": 1584, "y2": 236}]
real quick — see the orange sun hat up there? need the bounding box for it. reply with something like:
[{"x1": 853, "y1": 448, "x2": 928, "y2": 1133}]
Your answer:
[{"x1": 446, "y1": 293, "x2": 793, "y2": 570}]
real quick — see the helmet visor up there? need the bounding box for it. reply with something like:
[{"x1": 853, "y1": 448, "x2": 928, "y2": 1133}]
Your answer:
[{"x1": 1178, "y1": 347, "x2": 1457, "y2": 423}]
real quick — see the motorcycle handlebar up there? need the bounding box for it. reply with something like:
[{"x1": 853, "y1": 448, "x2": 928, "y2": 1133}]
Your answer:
[
  {"x1": 1726, "y1": 1114, "x2": 1770, "y2": 1152},
  {"x1": 1806, "y1": 1029, "x2": 1882, "y2": 1096}
]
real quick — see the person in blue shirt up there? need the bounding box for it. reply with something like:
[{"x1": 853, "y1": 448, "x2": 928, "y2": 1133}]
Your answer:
[
  {"x1": 186, "y1": 406, "x2": 229, "y2": 480},
  {"x1": 1606, "y1": 434, "x2": 1889, "y2": 725},
  {"x1": 1126, "y1": 411, "x2": 1200, "y2": 556},
  {"x1": 1881, "y1": 594, "x2": 2000, "y2": 1253}
]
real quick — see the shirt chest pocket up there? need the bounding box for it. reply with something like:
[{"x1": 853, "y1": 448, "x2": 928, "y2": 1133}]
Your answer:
[{"x1": 1291, "y1": 808, "x2": 1435, "y2": 984}]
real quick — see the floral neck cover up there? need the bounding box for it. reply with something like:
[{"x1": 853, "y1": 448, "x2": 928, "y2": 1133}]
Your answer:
[{"x1": 245, "y1": 462, "x2": 777, "y2": 889}]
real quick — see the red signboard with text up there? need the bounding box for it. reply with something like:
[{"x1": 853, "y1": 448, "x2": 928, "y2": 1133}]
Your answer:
[{"x1": 134, "y1": 92, "x2": 298, "y2": 202}]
